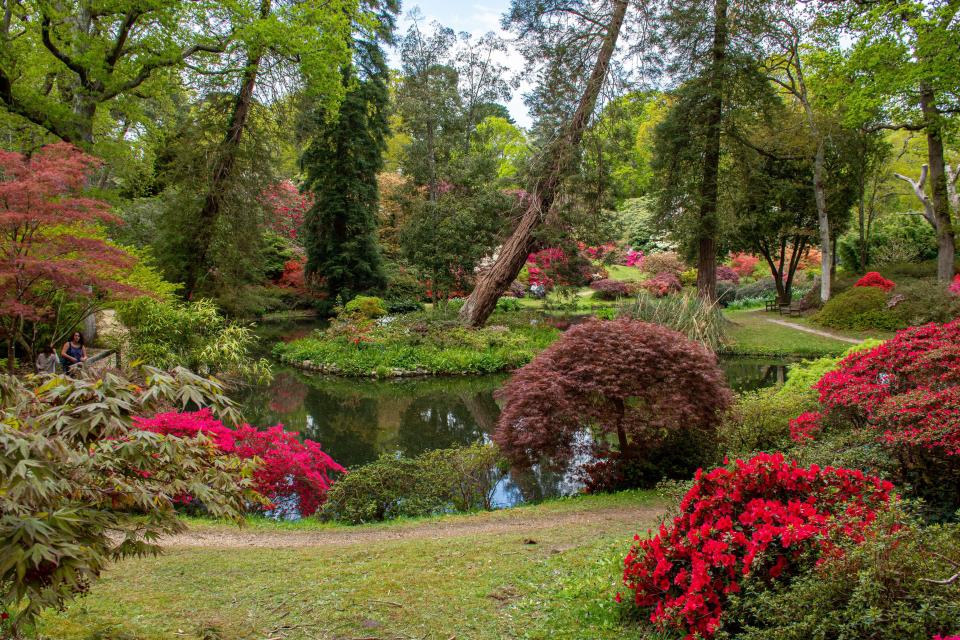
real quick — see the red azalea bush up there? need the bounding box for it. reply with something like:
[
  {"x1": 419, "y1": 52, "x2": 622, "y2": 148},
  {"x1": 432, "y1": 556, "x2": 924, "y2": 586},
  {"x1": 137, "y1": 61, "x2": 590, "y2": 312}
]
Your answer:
[
  {"x1": 854, "y1": 271, "x2": 896, "y2": 292},
  {"x1": 790, "y1": 319, "x2": 960, "y2": 456},
  {"x1": 716, "y1": 265, "x2": 741, "y2": 285},
  {"x1": 621, "y1": 453, "x2": 894, "y2": 639},
  {"x1": 590, "y1": 278, "x2": 635, "y2": 300},
  {"x1": 262, "y1": 180, "x2": 312, "y2": 242},
  {"x1": 728, "y1": 253, "x2": 760, "y2": 278},
  {"x1": 642, "y1": 272, "x2": 682, "y2": 297},
  {"x1": 135, "y1": 409, "x2": 344, "y2": 516}
]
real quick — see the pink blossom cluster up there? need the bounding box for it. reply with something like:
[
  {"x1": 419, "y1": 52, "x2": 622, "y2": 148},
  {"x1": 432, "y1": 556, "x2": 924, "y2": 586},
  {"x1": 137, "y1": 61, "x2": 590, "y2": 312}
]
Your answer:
[{"x1": 135, "y1": 409, "x2": 344, "y2": 516}]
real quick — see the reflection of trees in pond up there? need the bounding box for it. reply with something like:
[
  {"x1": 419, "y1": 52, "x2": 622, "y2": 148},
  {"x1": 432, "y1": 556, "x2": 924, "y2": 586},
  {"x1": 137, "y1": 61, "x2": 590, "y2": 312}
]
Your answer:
[
  {"x1": 300, "y1": 388, "x2": 384, "y2": 469},
  {"x1": 719, "y1": 357, "x2": 792, "y2": 392},
  {"x1": 396, "y1": 394, "x2": 487, "y2": 456}
]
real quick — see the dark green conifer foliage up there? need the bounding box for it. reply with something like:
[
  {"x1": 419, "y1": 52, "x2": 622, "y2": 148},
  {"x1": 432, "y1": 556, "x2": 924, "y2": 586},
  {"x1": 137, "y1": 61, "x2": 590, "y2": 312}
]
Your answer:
[{"x1": 301, "y1": 41, "x2": 390, "y2": 304}]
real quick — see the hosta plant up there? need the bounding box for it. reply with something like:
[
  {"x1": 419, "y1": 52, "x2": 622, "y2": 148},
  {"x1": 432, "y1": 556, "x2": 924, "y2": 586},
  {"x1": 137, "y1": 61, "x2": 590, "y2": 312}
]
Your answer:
[{"x1": 0, "y1": 367, "x2": 258, "y2": 632}]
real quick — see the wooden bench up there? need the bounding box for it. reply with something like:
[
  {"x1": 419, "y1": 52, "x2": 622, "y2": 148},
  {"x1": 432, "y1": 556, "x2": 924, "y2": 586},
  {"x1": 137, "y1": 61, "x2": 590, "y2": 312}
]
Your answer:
[{"x1": 764, "y1": 299, "x2": 779, "y2": 312}]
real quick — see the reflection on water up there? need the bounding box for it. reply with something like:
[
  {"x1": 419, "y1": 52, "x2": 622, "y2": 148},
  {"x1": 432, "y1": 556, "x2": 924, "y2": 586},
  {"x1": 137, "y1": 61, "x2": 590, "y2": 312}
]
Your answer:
[{"x1": 238, "y1": 320, "x2": 792, "y2": 508}]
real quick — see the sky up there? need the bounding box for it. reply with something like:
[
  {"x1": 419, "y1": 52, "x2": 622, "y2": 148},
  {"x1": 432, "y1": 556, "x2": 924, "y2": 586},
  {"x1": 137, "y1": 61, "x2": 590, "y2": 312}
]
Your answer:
[{"x1": 388, "y1": 0, "x2": 534, "y2": 128}]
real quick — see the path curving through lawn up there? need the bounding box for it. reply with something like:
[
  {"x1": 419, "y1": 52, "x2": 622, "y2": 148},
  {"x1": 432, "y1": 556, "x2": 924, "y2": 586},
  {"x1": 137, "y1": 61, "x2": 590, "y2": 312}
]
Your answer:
[
  {"x1": 763, "y1": 317, "x2": 864, "y2": 345},
  {"x1": 164, "y1": 503, "x2": 665, "y2": 549}
]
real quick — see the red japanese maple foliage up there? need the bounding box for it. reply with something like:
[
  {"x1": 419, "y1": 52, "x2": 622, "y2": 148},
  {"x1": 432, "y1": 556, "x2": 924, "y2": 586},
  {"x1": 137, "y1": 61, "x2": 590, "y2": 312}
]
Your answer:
[
  {"x1": 641, "y1": 272, "x2": 682, "y2": 297},
  {"x1": 789, "y1": 319, "x2": 960, "y2": 456},
  {"x1": 728, "y1": 253, "x2": 759, "y2": 277},
  {"x1": 262, "y1": 181, "x2": 312, "y2": 243},
  {"x1": 135, "y1": 409, "x2": 345, "y2": 516},
  {"x1": 621, "y1": 453, "x2": 894, "y2": 639},
  {"x1": 0, "y1": 143, "x2": 140, "y2": 365},
  {"x1": 716, "y1": 265, "x2": 740, "y2": 284},
  {"x1": 854, "y1": 271, "x2": 896, "y2": 292},
  {"x1": 494, "y1": 319, "x2": 732, "y2": 469}
]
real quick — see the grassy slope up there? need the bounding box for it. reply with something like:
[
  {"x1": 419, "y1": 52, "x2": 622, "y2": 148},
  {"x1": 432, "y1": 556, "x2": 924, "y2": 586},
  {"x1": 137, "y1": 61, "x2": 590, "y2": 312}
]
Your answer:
[
  {"x1": 39, "y1": 492, "x2": 664, "y2": 640},
  {"x1": 723, "y1": 309, "x2": 857, "y2": 357}
]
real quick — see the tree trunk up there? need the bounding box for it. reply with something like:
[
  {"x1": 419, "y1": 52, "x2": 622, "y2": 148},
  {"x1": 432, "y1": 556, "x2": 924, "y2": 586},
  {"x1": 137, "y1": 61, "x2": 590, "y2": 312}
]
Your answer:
[
  {"x1": 813, "y1": 140, "x2": 831, "y2": 302},
  {"x1": 919, "y1": 85, "x2": 956, "y2": 282},
  {"x1": 458, "y1": 0, "x2": 629, "y2": 327},
  {"x1": 184, "y1": 0, "x2": 271, "y2": 297},
  {"x1": 695, "y1": 0, "x2": 728, "y2": 303}
]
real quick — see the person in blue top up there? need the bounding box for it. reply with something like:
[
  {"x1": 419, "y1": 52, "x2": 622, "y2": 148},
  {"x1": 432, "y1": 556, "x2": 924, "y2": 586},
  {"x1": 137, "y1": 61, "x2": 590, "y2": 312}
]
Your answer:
[{"x1": 60, "y1": 331, "x2": 87, "y2": 373}]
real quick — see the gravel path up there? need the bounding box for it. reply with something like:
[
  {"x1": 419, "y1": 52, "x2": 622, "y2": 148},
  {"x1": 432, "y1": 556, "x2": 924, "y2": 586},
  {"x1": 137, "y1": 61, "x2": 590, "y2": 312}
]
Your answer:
[{"x1": 163, "y1": 504, "x2": 664, "y2": 549}]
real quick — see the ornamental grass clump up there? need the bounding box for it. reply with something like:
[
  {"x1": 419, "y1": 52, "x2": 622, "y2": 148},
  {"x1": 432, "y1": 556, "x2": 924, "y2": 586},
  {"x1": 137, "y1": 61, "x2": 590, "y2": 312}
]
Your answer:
[
  {"x1": 494, "y1": 319, "x2": 731, "y2": 488},
  {"x1": 621, "y1": 452, "x2": 894, "y2": 639}
]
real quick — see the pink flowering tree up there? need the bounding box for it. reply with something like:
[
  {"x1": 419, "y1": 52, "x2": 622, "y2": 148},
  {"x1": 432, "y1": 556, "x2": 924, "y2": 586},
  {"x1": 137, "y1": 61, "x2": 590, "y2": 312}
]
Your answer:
[{"x1": 262, "y1": 181, "x2": 313, "y2": 245}]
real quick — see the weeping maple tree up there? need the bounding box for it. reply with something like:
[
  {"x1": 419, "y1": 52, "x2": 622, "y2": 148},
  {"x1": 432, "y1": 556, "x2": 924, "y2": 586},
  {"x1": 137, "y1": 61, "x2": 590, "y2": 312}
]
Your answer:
[
  {"x1": 0, "y1": 143, "x2": 140, "y2": 371},
  {"x1": 494, "y1": 319, "x2": 732, "y2": 483}
]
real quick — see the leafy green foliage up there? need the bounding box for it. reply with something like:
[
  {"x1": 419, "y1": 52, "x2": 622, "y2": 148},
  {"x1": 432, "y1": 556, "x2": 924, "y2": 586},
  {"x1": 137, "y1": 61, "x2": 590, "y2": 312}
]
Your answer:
[
  {"x1": 0, "y1": 367, "x2": 258, "y2": 631},
  {"x1": 274, "y1": 312, "x2": 559, "y2": 376},
  {"x1": 813, "y1": 286, "x2": 900, "y2": 330},
  {"x1": 619, "y1": 293, "x2": 727, "y2": 351},
  {"x1": 718, "y1": 510, "x2": 960, "y2": 640},
  {"x1": 113, "y1": 298, "x2": 272, "y2": 383},
  {"x1": 342, "y1": 296, "x2": 387, "y2": 319},
  {"x1": 321, "y1": 443, "x2": 505, "y2": 523}
]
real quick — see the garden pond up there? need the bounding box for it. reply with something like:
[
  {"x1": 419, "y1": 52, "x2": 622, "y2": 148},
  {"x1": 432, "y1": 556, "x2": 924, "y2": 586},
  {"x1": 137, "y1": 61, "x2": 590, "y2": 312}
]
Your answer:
[{"x1": 236, "y1": 319, "x2": 794, "y2": 509}]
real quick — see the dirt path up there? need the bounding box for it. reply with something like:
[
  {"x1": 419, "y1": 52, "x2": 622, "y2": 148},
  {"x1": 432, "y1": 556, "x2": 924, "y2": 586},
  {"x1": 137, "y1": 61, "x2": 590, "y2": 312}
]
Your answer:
[
  {"x1": 764, "y1": 317, "x2": 864, "y2": 344},
  {"x1": 164, "y1": 504, "x2": 664, "y2": 549}
]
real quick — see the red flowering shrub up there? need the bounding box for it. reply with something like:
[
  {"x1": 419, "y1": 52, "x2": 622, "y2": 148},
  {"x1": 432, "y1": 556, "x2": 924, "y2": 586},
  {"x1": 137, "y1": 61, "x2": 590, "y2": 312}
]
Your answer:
[
  {"x1": 641, "y1": 272, "x2": 682, "y2": 297},
  {"x1": 949, "y1": 275, "x2": 960, "y2": 296},
  {"x1": 716, "y1": 265, "x2": 740, "y2": 284},
  {"x1": 728, "y1": 253, "x2": 760, "y2": 277},
  {"x1": 494, "y1": 320, "x2": 731, "y2": 486},
  {"x1": 621, "y1": 453, "x2": 894, "y2": 639},
  {"x1": 799, "y1": 320, "x2": 960, "y2": 455},
  {"x1": 262, "y1": 181, "x2": 312, "y2": 242},
  {"x1": 135, "y1": 409, "x2": 344, "y2": 516},
  {"x1": 589, "y1": 278, "x2": 635, "y2": 300},
  {"x1": 854, "y1": 271, "x2": 896, "y2": 292}
]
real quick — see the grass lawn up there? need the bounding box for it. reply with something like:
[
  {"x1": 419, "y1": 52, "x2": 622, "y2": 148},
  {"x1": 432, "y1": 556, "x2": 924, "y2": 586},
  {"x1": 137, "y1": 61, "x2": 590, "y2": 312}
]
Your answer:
[
  {"x1": 605, "y1": 265, "x2": 646, "y2": 282},
  {"x1": 788, "y1": 315, "x2": 896, "y2": 342},
  {"x1": 722, "y1": 309, "x2": 859, "y2": 357},
  {"x1": 38, "y1": 491, "x2": 664, "y2": 640}
]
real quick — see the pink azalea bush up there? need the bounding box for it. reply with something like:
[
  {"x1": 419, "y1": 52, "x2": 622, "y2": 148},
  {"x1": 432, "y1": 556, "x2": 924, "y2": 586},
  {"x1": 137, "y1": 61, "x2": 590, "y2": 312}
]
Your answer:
[
  {"x1": 950, "y1": 274, "x2": 960, "y2": 296},
  {"x1": 135, "y1": 409, "x2": 344, "y2": 516},
  {"x1": 641, "y1": 272, "x2": 682, "y2": 297},
  {"x1": 625, "y1": 249, "x2": 645, "y2": 268}
]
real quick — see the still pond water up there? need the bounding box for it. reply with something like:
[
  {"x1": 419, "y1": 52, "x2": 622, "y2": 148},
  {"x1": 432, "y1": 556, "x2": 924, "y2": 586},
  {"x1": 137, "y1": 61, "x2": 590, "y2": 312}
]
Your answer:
[{"x1": 237, "y1": 320, "x2": 793, "y2": 508}]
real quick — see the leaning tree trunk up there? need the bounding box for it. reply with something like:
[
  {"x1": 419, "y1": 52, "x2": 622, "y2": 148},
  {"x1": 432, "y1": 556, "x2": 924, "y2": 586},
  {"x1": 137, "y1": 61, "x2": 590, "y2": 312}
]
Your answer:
[
  {"x1": 695, "y1": 0, "x2": 729, "y2": 303},
  {"x1": 920, "y1": 85, "x2": 956, "y2": 282},
  {"x1": 184, "y1": 0, "x2": 271, "y2": 297},
  {"x1": 458, "y1": 0, "x2": 629, "y2": 327}
]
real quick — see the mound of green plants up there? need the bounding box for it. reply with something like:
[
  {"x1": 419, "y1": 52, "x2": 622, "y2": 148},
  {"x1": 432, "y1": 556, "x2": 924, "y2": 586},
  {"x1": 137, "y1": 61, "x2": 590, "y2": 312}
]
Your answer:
[
  {"x1": 812, "y1": 286, "x2": 901, "y2": 331},
  {"x1": 321, "y1": 443, "x2": 505, "y2": 523},
  {"x1": 274, "y1": 310, "x2": 560, "y2": 376}
]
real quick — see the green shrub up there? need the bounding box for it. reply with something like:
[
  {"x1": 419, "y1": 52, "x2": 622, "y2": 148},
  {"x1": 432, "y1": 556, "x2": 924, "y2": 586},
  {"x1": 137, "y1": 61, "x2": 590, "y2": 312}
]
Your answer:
[
  {"x1": 733, "y1": 277, "x2": 777, "y2": 301},
  {"x1": 679, "y1": 268, "x2": 698, "y2": 287},
  {"x1": 343, "y1": 295, "x2": 387, "y2": 319},
  {"x1": 888, "y1": 280, "x2": 960, "y2": 326},
  {"x1": 813, "y1": 286, "x2": 902, "y2": 330},
  {"x1": 385, "y1": 298, "x2": 424, "y2": 314},
  {"x1": 496, "y1": 297, "x2": 522, "y2": 312},
  {"x1": 321, "y1": 443, "x2": 504, "y2": 524},
  {"x1": 718, "y1": 386, "x2": 813, "y2": 458},
  {"x1": 718, "y1": 511, "x2": 960, "y2": 640}
]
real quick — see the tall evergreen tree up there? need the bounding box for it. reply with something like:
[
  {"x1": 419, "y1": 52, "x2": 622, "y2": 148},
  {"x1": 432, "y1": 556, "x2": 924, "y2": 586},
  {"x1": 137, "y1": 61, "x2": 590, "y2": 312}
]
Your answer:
[{"x1": 301, "y1": 35, "x2": 393, "y2": 304}]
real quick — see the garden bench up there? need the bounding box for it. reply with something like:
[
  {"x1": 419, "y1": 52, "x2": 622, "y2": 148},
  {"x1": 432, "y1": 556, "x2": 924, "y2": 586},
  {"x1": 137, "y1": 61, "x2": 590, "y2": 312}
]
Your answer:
[{"x1": 764, "y1": 299, "x2": 779, "y2": 312}]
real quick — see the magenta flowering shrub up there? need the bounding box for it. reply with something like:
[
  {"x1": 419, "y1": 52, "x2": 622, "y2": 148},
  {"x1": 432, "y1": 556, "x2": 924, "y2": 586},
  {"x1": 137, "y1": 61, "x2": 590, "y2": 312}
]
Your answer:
[
  {"x1": 625, "y1": 249, "x2": 645, "y2": 268},
  {"x1": 589, "y1": 278, "x2": 634, "y2": 300},
  {"x1": 135, "y1": 409, "x2": 344, "y2": 516},
  {"x1": 621, "y1": 453, "x2": 894, "y2": 639},
  {"x1": 950, "y1": 274, "x2": 960, "y2": 296}
]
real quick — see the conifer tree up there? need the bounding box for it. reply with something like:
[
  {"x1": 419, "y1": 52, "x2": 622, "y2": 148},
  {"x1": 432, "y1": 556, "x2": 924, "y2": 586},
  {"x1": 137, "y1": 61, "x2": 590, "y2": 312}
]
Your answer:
[{"x1": 301, "y1": 32, "x2": 393, "y2": 304}]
